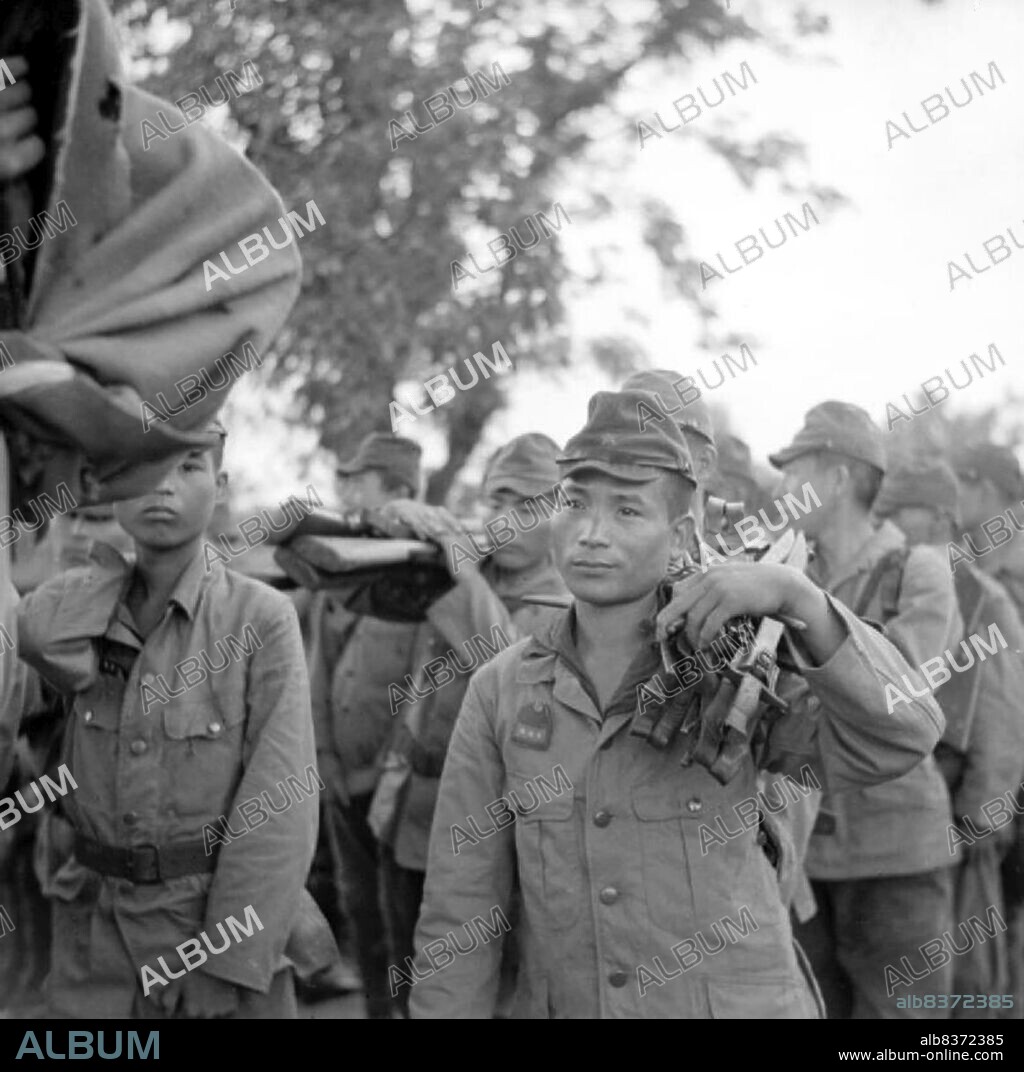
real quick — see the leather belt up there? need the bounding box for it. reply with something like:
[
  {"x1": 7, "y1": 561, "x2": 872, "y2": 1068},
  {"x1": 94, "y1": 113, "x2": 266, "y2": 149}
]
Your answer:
[{"x1": 74, "y1": 832, "x2": 217, "y2": 884}]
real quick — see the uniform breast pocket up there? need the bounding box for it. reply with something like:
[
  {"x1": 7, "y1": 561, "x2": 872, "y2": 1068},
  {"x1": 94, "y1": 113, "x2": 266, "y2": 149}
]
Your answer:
[
  {"x1": 162, "y1": 686, "x2": 247, "y2": 817},
  {"x1": 510, "y1": 770, "x2": 582, "y2": 932},
  {"x1": 74, "y1": 690, "x2": 120, "y2": 734},
  {"x1": 632, "y1": 786, "x2": 701, "y2": 934}
]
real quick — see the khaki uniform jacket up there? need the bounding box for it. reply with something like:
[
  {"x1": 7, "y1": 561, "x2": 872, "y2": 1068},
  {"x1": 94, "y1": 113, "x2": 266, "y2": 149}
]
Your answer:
[
  {"x1": 409, "y1": 595, "x2": 945, "y2": 1019},
  {"x1": 16, "y1": 548, "x2": 317, "y2": 1016},
  {"x1": 305, "y1": 591, "x2": 424, "y2": 800},
  {"x1": 936, "y1": 566, "x2": 1024, "y2": 829},
  {"x1": 371, "y1": 560, "x2": 566, "y2": 871},
  {"x1": 805, "y1": 520, "x2": 961, "y2": 879}
]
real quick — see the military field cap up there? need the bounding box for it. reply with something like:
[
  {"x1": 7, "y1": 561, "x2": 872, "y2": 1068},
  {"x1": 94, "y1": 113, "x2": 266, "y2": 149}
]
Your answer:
[
  {"x1": 874, "y1": 460, "x2": 960, "y2": 523},
  {"x1": 716, "y1": 433, "x2": 754, "y2": 480},
  {"x1": 484, "y1": 433, "x2": 561, "y2": 499},
  {"x1": 769, "y1": 400, "x2": 886, "y2": 472},
  {"x1": 952, "y1": 443, "x2": 1024, "y2": 500},
  {"x1": 206, "y1": 416, "x2": 228, "y2": 440},
  {"x1": 622, "y1": 368, "x2": 716, "y2": 444},
  {"x1": 558, "y1": 390, "x2": 697, "y2": 487},
  {"x1": 336, "y1": 432, "x2": 422, "y2": 489}
]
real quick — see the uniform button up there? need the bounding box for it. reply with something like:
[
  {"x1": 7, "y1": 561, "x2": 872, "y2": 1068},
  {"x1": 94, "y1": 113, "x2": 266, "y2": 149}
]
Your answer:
[
  {"x1": 599, "y1": 886, "x2": 619, "y2": 905},
  {"x1": 593, "y1": 810, "x2": 612, "y2": 828},
  {"x1": 141, "y1": 674, "x2": 155, "y2": 686},
  {"x1": 130, "y1": 739, "x2": 147, "y2": 756},
  {"x1": 686, "y1": 798, "x2": 702, "y2": 814},
  {"x1": 83, "y1": 710, "x2": 94, "y2": 723},
  {"x1": 608, "y1": 971, "x2": 628, "y2": 988},
  {"x1": 208, "y1": 722, "x2": 222, "y2": 734},
  {"x1": 123, "y1": 812, "x2": 138, "y2": 825}
]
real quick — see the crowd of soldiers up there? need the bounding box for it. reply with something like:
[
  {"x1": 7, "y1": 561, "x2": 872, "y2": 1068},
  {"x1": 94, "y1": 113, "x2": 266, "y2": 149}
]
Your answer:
[{"x1": 0, "y1": 369, "x2": 1022, "y2": 1021}]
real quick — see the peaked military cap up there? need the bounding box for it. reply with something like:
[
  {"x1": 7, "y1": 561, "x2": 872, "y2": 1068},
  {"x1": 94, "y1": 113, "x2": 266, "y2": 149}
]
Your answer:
[
  {"x1": 484, "y1": 433, "x2": 561, "y2": 498},
  {"x1": 622, "y1": 368, "x2": 716, "y2": 444},
  {"x1": 336, "y1": 432, "x2": 422, "y2": 490},
  {"x1": 558, "y1": 390, "x2": 697, "y2": 486},
  {"x1": 874, "y1": 459, "x2": 960, "y2": 523},
  {"x1": 716, "y1": 433, "x2": 754, "y2": 481},
  {"x1": 206, "y1": 416, "x2": 228, "y2": 440},
  {"x1": 952, "y1": 443, "x2": 1023, "y2": 501},
  {"x1": 770, "y1": 400, "x2": 886, "y2": 472}
]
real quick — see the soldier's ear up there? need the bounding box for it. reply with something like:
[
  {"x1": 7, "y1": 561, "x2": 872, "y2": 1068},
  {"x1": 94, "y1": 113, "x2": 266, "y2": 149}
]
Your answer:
[
  {"x1": 670, "y1": 512, "x2": 696, "y2": 558},
  {"x1": 693, "y1": 442, "x2": 718, "y2": 484},
  {"x1": 214, "y1": 469, "x2": 229, "y2": 506}
]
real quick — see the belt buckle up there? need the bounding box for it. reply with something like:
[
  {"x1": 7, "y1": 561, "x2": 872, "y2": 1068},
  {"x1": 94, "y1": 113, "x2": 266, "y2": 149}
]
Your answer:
[{"x1": 128, "y1": 843, "x2": 161, "y2": 883}]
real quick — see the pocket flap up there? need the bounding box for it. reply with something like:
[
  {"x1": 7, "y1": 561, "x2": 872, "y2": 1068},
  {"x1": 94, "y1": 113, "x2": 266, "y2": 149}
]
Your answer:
[
  {"x1": 74, "y1": 691, "x2": 119, "y2": 731},
  {"x1": 162, "y1": 700, "x2": 223, "y2": 740},
  {"x1": 632, "y1": 785, "x2": 686, "y2": 821},
  {"x1": 507, "y1": 771, "x2": 574, "y2": 822}
]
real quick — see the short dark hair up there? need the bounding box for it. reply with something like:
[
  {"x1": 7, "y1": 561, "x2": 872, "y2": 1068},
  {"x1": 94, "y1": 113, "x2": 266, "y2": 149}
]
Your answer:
[{"x1": 818, "y1": 451, "x2": 883, "y2": 510}]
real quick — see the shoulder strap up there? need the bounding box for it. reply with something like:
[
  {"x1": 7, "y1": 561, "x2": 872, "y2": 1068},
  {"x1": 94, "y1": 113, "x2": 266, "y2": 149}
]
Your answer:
[
  {"x1": 852, "y1": 546, "x2": 911, "y2": 622},
  {"x1": 954, "y1": 567, "x2": 988, "y2": 638}
]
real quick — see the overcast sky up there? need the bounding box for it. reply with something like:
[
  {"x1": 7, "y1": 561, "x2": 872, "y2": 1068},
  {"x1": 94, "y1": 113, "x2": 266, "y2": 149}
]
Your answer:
[{"x1": 224, "y1": 0, "x2": 1024, "y2": 506}]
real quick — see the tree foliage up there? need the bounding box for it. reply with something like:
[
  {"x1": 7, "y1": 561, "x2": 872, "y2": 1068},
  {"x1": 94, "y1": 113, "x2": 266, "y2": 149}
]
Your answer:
[{"x1": 111, "y1": 0, "x2": 833, "y2": 499}]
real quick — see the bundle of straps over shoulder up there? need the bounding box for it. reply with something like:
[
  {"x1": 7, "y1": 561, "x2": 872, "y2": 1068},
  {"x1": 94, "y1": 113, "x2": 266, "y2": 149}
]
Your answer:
[{"x1": 852, "y1": 545, "x2": 912, "y2": 624}]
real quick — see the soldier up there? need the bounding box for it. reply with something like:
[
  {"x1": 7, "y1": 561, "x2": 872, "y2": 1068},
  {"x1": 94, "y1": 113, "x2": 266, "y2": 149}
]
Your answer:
[
  {"x1": 876, "y1": 458, "x2": 1024, "y2": 1018},
  {"x1": 16, "y1": 422, "x2": 318, "y2": 1018},
  {"x1": 622, "y1": 368, "x2": 718, "y2": 537},
  {"x1": 368, "y1": 432, "x2": 567, "y2": 1015},
  {"x1": 306, "y1": 432, "x2": 426, "y2": 1017},
  {"x1": 2, "y1": 505, "x2": 133, "y2": 1014},
  {"x1": 952, "y1": 443, "x2": 1024, "y2": 622},
  {"x1": 770, "y1": 402, "x2": 962, "y2": 1019},
  {"x1": 951, "y1": 443, "x2": 1024, "y2": 1017},
  {"x1": 708, "y1": 433, "x2": 761, "y2": 507},
  {"x1": 408, "y1": 390, "x2": 945, "y2": 1018}
]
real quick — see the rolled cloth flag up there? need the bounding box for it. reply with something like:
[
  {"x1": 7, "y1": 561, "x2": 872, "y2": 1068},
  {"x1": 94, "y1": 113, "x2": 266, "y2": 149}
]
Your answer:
[{"x1": 0, "y1": 0, "x2": 303, "y2": 507}]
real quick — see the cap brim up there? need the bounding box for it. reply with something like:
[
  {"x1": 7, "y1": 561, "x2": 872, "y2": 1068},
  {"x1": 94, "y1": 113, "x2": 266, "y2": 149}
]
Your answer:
[
  {"x1": 335, "y1": 461, "x2": 367, "y2": 476},
  {"x1": 484, "y1": 475, "x2": 559, "y2": 499},
  {"x1": 767, "y1": 444, "x2": 813, "y2": 470},
  {"x1": 559, "y1": 459, "x2": 675, "y2": 484}
]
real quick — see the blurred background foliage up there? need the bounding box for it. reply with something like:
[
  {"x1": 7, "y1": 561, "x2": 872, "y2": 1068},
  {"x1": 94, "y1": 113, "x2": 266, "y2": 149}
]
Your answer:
[{"x1": 110, "y1": 0, "x2": 1015, "y2": 505}]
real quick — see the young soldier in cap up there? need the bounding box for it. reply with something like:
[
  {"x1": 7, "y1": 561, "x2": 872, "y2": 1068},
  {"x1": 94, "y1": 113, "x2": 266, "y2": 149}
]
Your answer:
[
  {"x1": 334, "y1": 432, "x2": 423, "y2": 510},
  {"x1": 16, "y1": 422, "x2": 318, "y2": 1018},
  {"x1": 305, "y1": 432, "x2": 425, "y2": 1017},
  {"x1": 369, "y1": 432, "x2": 567, "y2": 1015},
  {"x1": 876, "y1": 458, "x2": 1024, "y2": 1018},
  {"x1": 951, "y1": 443, "x2": 1024, "y2": 1017},
  {"x1": 409, "y1": 390, "x2": 945, "y2": 1019},
  {"x1": 771, "y1": 401, "x2": 962, "y2": 1019}
]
